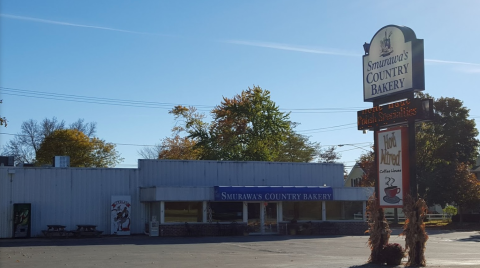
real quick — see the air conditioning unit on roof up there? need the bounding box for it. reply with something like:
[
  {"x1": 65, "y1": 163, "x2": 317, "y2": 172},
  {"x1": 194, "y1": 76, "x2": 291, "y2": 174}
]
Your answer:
[{"x1": 53, "y1": 156, "x2": 70, "y2": 168}]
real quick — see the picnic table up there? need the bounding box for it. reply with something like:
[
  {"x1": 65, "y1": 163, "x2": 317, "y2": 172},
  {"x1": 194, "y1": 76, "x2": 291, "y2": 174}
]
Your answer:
[
  {"x1": 42, "y1": 225, "x2": 68, "y2": 238},
  {"x1": 71, "y1": 224, "x2": 103, "y2": 238}
]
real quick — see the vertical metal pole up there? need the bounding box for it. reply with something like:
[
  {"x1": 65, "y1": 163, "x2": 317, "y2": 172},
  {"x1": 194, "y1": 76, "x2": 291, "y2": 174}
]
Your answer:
[
  {"x1": 408, "y1": 120, "x2": 417, "y2": 198},
  {"x1": 362, "y1": 201, "x2": 367, "y2": 221},
  {"x1": 243, "y1": 202, "x2": 248, "y2": 223},
  {"x1": 202, "y1": 201, "x2": 207, "y2": 223},
  {"x1": 160, "y1": 201, "x2": 165, "y2": 224},
  {"x1": 322, "y1": 201, "x2": 326, "y2": 221},
  {"x1": 260, "y1": 202, "x2": 265, "y2": 234},
  {"x1": 374, "y1": 127, "x2": 379, "y2": 200}
]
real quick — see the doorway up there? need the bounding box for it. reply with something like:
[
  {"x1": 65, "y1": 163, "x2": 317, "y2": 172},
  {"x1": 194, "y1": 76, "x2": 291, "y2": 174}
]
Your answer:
[{"x1": 247, "y1": 202, "x2": 278, "y2": 234}]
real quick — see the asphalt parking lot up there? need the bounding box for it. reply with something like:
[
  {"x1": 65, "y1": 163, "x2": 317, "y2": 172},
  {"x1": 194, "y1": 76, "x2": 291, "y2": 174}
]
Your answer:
[{"x1": 1, "y1": 228, "x2": 479, "y2": 268}]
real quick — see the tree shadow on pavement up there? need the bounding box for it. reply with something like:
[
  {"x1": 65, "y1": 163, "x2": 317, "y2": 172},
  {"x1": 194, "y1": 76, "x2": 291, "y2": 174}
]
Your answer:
[
  {"x1": 457, "y1": 234, "x2": 480, "y2": 242},
  {"x1": 349, "y1": 263, "x2": 406, "y2": 267},
  {"x1": 0, "y1": 234, "x2": 357, "y2": 248}
]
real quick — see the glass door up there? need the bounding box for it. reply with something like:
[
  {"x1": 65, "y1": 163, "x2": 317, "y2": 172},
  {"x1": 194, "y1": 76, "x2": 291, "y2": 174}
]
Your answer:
[
  {"x1": 247, "y1": 203, "x2": 261, "y2": 233},
  {"x1": 264, "y1": 202, "x2": 278, "y2": 233},
  {"x1": 247, "y1": 202, "x2": 279, "y2": 234}
]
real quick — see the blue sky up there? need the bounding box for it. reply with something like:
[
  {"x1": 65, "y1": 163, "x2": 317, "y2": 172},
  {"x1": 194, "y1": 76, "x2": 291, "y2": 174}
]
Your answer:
[{"x1": 1, "y1": 1, "x2": 479, "y2": 169}]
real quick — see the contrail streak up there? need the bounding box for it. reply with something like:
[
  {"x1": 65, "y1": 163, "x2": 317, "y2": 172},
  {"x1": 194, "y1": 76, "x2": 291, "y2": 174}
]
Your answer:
[
  {"x1": 223, "y1": 40, "x2": 360, "y2": 57},
  {"x1": 225, "y1": 39, "x2": 480, "y2": 67},
  {"x1": 1, "y1": 14, "x2": 165, "y2": 36}
]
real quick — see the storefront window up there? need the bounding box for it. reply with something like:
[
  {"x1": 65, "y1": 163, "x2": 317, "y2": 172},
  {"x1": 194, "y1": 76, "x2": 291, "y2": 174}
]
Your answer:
[
  {"x1": 326, "y1": 201, "x2": 363, "y2": 220},
  {"x1": 208, "y1": 202, "x2": 243, "y2": 222},
  {"x1": 164, "y1": 202, "x2": 202, "y2": 223},
  {"x1": 282, "y1": 202, "x2": 322, "y2": 221}
]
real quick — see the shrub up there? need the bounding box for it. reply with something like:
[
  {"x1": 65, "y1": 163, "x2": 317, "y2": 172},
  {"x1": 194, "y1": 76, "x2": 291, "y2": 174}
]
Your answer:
[
  {"x1": 380, "y1": 243, "x2": 405, "y2": 265},
  {"x1": 443, "y1": 205, "x2": 457, "y2": 219}
]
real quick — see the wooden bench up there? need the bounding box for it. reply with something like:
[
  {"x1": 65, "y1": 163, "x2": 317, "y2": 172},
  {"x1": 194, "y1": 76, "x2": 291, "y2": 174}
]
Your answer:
[
  {"x1": 71, "y1": 230, "x2": 103, "y2": 238},
  {"x1": 42, "y1": 225, "x2": 69, "y2": 238},
  {"x1": 72, "y1": 225, "x2": 103, "y2": 238}
]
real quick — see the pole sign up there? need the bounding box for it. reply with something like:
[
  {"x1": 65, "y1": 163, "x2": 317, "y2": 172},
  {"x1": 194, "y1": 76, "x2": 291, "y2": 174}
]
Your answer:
[
  {"x1": 377, "y1": 127, "x2": 410, "y2": 208},
  {"x1": 363, "y1": 25, "x2": 424, "y2": 102},
  {"x1": 357, "y1": 98, "x2": 433, "y2": 130}
]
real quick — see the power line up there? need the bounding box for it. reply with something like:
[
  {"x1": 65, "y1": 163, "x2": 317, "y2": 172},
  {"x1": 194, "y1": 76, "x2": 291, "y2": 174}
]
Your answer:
[
  {"x1": 0, "y1": 132, "x2": 156, "y2": 147},
  {"x1": 0, "y1": 132, "x2": 373, "y2": 150},
  {"x1": 0, "y1": 86, "x2": 366, "y2": 114},
  {"x1": 297, "y1": 123, "x2": 357, "y2": 133}
]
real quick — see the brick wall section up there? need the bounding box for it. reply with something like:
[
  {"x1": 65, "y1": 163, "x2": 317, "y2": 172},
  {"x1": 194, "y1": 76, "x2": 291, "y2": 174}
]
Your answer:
[
  {"x1": 279, "y1": 221, "x2": 368, "y2": 236},
  {"x1": 159, "y1": 223, "x2": 248, "y2": 237},
  {"x1": 156, "y1": 221, "x2": 367, "y2": 237}
]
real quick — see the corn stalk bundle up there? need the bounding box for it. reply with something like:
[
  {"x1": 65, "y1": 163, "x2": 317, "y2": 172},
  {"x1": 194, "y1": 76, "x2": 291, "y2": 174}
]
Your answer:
[
  {"x1": 401, "y1": 194, "x2": 429, "y2": 266},
  {"x1": 366, "y1": 193, "x2": 391, "y2": 264}
]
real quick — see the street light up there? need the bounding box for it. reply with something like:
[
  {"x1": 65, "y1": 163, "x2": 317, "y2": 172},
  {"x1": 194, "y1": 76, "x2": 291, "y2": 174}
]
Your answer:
[{"x1": 337, "y1": 144, "x2": 371, "y2": 152}]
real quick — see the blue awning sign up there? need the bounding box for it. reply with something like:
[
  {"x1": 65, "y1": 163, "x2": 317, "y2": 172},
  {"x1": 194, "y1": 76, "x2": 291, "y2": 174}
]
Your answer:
[{"x1": 214, "y1": 186, "x2": 333, "y2": 201}]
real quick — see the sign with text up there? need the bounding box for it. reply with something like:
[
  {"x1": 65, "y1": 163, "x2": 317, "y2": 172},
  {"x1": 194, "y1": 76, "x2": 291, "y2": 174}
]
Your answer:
[
  {"x1": 357, "y1": 98, "x2": 433, "y2": 130},
  {"x1": 363, "y1": 25, "x2": 424, "y2": 102},
  {"x1": 377, "y1": 127, "x2": 409, "y2": 208},
  {"x1": 214, "y1": 186, "x2": 333, "y2": 201}
]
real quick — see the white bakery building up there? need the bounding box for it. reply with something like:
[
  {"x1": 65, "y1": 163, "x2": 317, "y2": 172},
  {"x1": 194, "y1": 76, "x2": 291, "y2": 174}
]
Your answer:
[{"x1": 0, "y1": 159, "x2": 373, "y2": 238}]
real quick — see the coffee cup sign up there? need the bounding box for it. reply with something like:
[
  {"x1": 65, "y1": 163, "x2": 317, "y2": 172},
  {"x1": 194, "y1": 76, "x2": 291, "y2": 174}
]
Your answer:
[
  {"x1": 377, "y1": 127, "x2": 408, "y2": 207},
  {"x1": 384, "y1": 177, "x2": 401, "y2": 199}
]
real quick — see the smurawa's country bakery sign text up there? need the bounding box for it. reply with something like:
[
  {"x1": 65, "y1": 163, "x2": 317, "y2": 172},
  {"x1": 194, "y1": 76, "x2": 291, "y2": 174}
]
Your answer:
[
  {"x1": 214, "y1": 186, "x2": 333, "y2": 201},
  {"x1": 363, "y1": 25, "x2": 424, "y2": 102}
]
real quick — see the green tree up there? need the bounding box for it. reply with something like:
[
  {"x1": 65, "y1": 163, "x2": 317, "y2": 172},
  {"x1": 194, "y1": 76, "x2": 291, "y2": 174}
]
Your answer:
[
  {"x1": 156, "y1": 86, "x2": 324, "y2": 162},
  {"x1": 36, "y1": 129, "x2": 123, "y2": 167},
  {"x1": 274, "y1": 132, "x2": 319, "y2": 162},
  {"x1": 416, "y1": 95, "x2": 480, "y2": 209}
]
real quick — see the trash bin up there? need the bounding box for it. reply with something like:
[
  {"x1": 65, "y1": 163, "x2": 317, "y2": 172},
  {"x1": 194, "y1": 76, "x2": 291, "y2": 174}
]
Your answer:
[{"x1": 149, "y1": 216, "x2": 159, "y2": 237}]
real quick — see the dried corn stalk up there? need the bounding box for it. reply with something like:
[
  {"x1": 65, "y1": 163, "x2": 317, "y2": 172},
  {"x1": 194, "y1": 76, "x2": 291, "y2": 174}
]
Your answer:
[
  {"x1": 366, "y1": 193, "x2": 391, "y2": 264},
  {"x1": 401, "y1": 194, "x2": 429, "y2": 266}
]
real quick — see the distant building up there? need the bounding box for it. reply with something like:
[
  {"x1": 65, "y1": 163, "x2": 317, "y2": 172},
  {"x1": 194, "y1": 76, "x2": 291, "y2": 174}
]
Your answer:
[{"x1": 344, "y1": 163, "x2": 365, "y2": 187}]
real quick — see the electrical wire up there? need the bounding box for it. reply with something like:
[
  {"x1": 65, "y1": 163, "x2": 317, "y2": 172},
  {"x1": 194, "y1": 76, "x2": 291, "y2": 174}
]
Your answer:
[{"x1": 0, "y1": 86, "x2": 367, "y2": 114}]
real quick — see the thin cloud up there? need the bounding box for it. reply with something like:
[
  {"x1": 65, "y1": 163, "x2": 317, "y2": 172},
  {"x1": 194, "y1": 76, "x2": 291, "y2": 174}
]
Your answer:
[
  {"x1": 456, "y1": 67, "x2": 480, "y2": 74},
  {"x1": 224, "y1": 40, "x2": 361, "y2": 57},
  {"x1": 225, "y1": 39, "x2": 480, "y2": 67},
  {"x1": 425, "y1": 59, "x2": 480, "y2": 67},
  {"x1": 0, "y1": 14, "x2": 166, "y2": 36}
]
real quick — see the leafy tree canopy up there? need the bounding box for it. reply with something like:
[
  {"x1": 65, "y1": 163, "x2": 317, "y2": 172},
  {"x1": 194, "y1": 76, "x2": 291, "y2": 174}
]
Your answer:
[
  {"x1": 36, "y1": 129, "x2": 123, "y2": 167},
  {"x1": 3, "y1": 117, "x2": 97, "y2": 164},
  {"x1": 140, "y1": 86, "x2": 337, "y2": 163},
  {"x1": 416, "y1": 94, "x2": 479, "y2": 208}
]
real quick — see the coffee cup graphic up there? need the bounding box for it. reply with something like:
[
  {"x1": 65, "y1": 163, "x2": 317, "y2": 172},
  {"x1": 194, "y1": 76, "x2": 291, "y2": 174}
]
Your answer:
[{"x1": 384, "y1": 186, "x2": 400, "y2": 198}]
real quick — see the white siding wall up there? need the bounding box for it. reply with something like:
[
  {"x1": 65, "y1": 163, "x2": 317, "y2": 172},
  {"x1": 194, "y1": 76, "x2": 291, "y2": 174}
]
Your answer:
[
  {"x1": 139, "y1": 160, "x2": 344, "y2": 188},
  {"x1": 0, "y1": 160, "x2": 351, "y2": 238},
  {"x1": 333, "y1": 187, "x2": 374, "y2": 201},
  {"x1": 0, "y1": 167, "x2": 139, "y2": 238}
]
